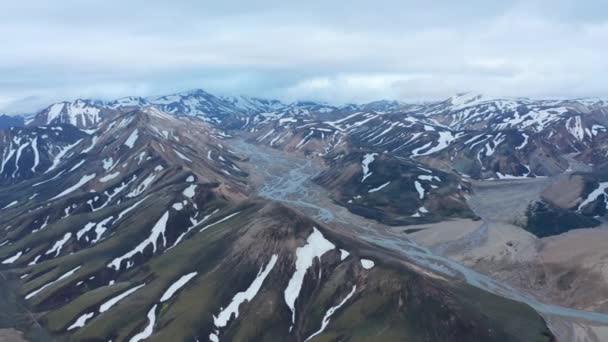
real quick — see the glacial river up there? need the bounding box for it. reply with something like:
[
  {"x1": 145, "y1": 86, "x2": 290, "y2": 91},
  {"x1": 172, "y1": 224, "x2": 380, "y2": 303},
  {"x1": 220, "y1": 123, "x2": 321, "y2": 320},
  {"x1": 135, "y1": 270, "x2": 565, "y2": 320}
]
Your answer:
[{"x1": 230, "y1": 139, "x2": 608, "y2": 327}]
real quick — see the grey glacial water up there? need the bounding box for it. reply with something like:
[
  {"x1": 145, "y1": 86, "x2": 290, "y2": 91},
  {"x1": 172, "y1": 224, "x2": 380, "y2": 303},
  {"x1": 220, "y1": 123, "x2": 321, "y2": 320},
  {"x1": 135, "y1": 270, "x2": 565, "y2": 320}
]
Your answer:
[{"x1": 231, "y1": 139, "x2": 608, "y2": 325}]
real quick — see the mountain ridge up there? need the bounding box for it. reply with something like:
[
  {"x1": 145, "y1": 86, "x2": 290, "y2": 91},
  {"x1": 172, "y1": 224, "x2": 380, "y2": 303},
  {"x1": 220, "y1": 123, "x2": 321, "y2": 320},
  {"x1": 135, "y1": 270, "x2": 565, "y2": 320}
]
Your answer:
[{"x1": 1, "y1": 87, "x2": 608, "y2": 341}]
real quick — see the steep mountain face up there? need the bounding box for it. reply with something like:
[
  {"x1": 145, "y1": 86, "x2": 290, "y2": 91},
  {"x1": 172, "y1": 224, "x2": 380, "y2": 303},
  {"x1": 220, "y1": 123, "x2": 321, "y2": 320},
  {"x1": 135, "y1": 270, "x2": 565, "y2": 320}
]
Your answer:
[
  {"x1": 0, "y1": 105, "x2": 558, "y2": 342},
  {"x1": 524, "y1": 200, "x2": 600, "y2": 237},
  {"x1": 529, "y1": 166, "x2": 608, "y2": 236}
]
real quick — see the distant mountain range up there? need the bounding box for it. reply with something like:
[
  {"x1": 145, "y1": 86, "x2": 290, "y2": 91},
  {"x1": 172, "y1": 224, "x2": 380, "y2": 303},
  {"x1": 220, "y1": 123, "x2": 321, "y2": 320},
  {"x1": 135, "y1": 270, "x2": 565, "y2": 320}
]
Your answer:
[
  {"x1": 4, "y1": 89, "x2": 607, "y2": 226},
  {"x1": 8, "y1": 89, "x2": 608, "y2": 232}
]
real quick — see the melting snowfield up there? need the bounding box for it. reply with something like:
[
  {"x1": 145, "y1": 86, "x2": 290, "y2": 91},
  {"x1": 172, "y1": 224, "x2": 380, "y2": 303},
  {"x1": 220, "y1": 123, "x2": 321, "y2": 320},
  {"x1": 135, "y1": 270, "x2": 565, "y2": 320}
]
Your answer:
[{"x1": 229, "y1": 138, "x2": 608, "y2": 338}]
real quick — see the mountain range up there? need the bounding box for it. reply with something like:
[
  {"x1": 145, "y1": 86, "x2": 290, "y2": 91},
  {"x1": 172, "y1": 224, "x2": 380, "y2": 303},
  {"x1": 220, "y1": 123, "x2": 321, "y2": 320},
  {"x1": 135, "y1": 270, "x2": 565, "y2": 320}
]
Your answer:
[{"x1": 1, "y1": 88, "x2": 608, "y2": 341}]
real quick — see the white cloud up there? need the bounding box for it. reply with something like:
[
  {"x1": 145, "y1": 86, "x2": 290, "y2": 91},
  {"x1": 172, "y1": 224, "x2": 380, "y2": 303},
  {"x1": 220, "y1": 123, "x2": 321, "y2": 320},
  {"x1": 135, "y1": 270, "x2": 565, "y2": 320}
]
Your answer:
[{"x1": 0, "y1": 0, "x2": 607, "y2": 113}]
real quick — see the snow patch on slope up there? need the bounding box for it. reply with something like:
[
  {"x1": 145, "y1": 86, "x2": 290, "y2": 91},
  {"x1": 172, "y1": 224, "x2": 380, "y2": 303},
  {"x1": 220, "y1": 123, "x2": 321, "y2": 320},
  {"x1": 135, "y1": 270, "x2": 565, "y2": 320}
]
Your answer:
[
  {"x1": 284, "y1": 228, "x2": 335, "y2": 329},
  {"x1": 108, "y1": 211, "x2": 170, "y2": 270},
  {"x1": 209, "y1": 255, "x2": 278, "y2": 341},
  {"x1": 124, "y1": 129, "x2": 139, "y2": 148},
  {"x1": 160, "y1": 272, "x2": 198, "y2": 302},
  {"x1": 361, "y1": 153, "x2": 378, "y2": 182}
]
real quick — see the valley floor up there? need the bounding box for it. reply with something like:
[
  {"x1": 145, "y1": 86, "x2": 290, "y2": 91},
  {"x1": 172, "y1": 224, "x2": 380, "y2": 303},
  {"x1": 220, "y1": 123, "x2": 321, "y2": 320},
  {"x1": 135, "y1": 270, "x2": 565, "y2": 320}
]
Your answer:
[
  {"x1": 403, "y1": 176, "x2": 608, "y2": 342},
  {"x1": 0, "y1": 329, "x2": 27, "y2": 342}
]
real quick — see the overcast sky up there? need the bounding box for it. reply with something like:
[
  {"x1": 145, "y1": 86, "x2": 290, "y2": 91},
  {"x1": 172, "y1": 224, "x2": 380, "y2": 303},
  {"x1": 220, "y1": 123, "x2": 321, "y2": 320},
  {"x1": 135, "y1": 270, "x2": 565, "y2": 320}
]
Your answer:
[{"x1": 1, "y1": 0, "x2": 607, "y2": 113}]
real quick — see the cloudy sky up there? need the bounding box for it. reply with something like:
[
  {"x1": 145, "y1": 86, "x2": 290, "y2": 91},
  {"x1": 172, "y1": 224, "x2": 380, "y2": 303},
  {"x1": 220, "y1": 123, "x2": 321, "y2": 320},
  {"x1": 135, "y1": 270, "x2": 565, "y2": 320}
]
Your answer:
[{"x1": 1, "y1": 0, "x2": 607, "y2": 113}]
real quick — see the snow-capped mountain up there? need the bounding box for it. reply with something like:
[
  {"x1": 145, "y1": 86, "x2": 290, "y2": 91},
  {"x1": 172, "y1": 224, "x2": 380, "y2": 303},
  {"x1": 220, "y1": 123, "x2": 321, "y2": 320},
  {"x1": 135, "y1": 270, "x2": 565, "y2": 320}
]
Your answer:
[
  {"x1": 3, "y1": 88, "x2": 608, "y2": 341},
  {"x1": 0, "y1": 106, "x2": 555, "y2": 342},
  {"x1": 219, "y1": 95, "x2": 285, "y2": 114},
  {"x1": 25, "y1": 89, "x2": 605, "y2": 185},
  {"x1": 148, "y1": 89, "x2": 242, "y2": 122},
  {"x1": 107, "y1": 96, "x2": 151, "y2": 109},
  {"x1": 30, "y1": 99, "x2": 117, "y2": 129},
  {"x1": 424, "y1": 93, "x2": 604, "y2": 133},
  {"x1": 23, "y1": 90, "x2": 417, "y2": 130}
]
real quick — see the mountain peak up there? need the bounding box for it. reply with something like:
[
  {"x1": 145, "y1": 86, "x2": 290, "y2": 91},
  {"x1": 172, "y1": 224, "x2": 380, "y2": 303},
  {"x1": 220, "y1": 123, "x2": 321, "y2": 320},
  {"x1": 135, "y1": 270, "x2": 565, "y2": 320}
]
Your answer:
[
  {"x1": 448, "y1": 92, "x2": 486, "y2": 108},
  {"x1": 181, "y1": 88, "x2": 214, "y2": 97},
  {"x1": 108, "y1": 96, "x2": 150, "y2": 109}
]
